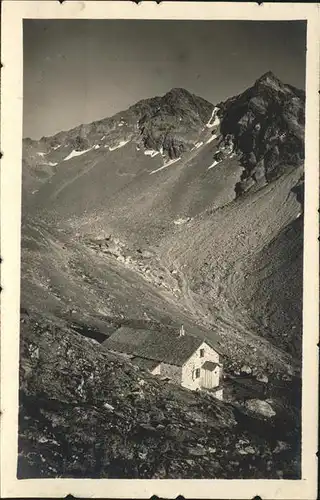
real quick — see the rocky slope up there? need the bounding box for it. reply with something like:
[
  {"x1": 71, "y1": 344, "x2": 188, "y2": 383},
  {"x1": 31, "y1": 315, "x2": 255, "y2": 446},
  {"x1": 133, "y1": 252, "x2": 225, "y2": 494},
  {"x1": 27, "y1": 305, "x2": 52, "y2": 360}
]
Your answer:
[
  {"x1": 19, "y1": 313, "x2": 300, "y2": 479},
  {"x1": 19, "y1": 72, "x2": 304, "y2": 478}
]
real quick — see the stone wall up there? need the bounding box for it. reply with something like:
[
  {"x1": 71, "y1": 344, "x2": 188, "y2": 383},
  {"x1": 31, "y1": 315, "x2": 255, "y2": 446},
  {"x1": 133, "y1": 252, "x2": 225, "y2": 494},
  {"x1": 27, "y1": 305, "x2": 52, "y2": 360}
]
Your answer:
[
  {"x1": 213, "y1": 388, "x2": 224, "y2": 401},
  {"x1": 159, "y1": 362, "x2": 182, "y2": 384}
]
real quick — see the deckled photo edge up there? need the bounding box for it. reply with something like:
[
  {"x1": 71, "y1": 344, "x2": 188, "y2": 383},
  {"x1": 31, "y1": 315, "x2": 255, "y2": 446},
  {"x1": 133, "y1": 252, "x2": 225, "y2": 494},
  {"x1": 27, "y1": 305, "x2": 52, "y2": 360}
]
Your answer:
[{"x1": 0, "y1": 1, "x2": 319, "y2": 499}]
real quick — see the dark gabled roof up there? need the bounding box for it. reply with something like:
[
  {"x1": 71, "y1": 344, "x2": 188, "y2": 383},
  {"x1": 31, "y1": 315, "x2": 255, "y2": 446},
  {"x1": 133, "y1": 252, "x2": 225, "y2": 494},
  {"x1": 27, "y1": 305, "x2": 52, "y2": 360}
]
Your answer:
[
  {"x1": 104, "y1": 326, "x2": 151, "y2": 351},
  {"x1": 102, "y1": 326, "x2": 218, "y2": 366},
  {"x1": 202, "y1": 361, "x2": 220, "y2": 371},
  {"x1": 131, "y1": 357, "x2": 160, "y2": 371}
]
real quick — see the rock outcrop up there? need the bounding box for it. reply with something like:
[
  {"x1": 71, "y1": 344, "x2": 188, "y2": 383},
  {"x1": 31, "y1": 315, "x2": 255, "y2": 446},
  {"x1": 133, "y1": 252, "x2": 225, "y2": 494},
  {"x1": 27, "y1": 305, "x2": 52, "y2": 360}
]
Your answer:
[
  {"x1": 218, "y1": 71, "x2": 305, "y2": 196},
  {"x1": 137, "y1": 88, "x2": 213, "y2": 159}
]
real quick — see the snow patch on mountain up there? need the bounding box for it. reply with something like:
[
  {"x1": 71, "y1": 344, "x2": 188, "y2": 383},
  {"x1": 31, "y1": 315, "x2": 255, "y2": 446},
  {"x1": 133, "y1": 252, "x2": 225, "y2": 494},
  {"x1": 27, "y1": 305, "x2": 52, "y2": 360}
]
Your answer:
[
  {"x1": 37, "y1": 152, "x2": 46, "y2": 157},
  {"x1": 149, "y1": 157, "x2": 181, "y2": 175},
  {"x1": 174, "y1": 217, "x2": 192, "y2": 225},
  {"x1": 206, "y1": 134, "x2": 217, "y2": 145},
  {"x1": 63, "y1": 147, "x2": 93, "y2": 161},
  {"x1": 206, "y1": 107, "x2": 220, "y2": 128},
  {"x1": 144, "y1": 149, "x2": 160, "y2": 158},
  {"x1": 37, "y1": 157, "x2": 58, "y2": 167},
  {"x1": 208, "y1": 160, "x2": 220, "y2": 170},
  {"x1": 109, "y1": 139, "x2": 131, "y2": 151},
  {"x1": 192, "y1": 141, "x2": 203, "y2": 151}
]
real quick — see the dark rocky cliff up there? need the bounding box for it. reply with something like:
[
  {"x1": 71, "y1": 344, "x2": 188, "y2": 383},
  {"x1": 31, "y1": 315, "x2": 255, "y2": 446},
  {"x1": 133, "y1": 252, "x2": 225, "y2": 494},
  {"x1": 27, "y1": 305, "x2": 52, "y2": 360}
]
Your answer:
[{"x1": 218, "y1": 71, "x2": 305, "y2": 195}]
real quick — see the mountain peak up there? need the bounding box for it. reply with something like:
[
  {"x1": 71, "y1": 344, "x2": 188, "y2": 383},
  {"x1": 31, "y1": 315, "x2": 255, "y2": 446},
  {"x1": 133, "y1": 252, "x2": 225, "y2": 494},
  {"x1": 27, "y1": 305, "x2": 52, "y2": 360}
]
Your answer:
[
  {"x1": 163, "y1": 87, "x2": 196, "y2": 104},
  {"x1": 254, "y1": 71, "x2": 286, "y2": 89},
  {"x1": 165, "y1": 87, "x2": 192, "y2": 97},
  {"x1": 257, "y1": 70, "x2": 279, "y2": 81}
]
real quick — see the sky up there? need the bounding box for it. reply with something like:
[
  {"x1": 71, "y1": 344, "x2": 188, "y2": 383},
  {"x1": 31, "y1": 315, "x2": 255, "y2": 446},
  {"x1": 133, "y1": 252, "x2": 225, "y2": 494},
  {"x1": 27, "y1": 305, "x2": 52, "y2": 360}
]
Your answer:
[{"x1": 23, "y1": 19, "x2": 306, "y2": 140}]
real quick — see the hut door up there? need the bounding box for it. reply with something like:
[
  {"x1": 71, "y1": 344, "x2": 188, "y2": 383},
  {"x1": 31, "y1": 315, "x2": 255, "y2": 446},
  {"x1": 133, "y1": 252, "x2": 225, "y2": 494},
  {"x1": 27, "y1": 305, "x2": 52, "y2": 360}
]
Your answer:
[
  {"x1": 201, "y1": 368, "x2": 213, "y2": 389},
  {"x1": 201, "y1": 367, "x2": 220, "y2": 389}
]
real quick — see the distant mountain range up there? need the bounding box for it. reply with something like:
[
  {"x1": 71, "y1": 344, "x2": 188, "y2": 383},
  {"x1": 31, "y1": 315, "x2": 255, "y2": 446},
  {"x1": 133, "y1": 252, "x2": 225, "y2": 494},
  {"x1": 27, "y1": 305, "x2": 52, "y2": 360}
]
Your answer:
[{"x1": 19, "y1": 71, "x2": 304, "y2": 478}]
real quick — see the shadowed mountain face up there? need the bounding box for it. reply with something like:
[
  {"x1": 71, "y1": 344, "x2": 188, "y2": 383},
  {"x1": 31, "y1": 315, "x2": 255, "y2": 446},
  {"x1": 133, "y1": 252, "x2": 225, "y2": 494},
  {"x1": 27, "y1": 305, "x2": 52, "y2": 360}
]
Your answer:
[
  {"x1": 218, "y1": 71, "x2": 305, "y2": 195},
  {"x1": 137, "y1": 88, "x2": 214, "y2": 158},
  {"x1": 19, "y1": 72, "x2": 304, "y2": 478}
]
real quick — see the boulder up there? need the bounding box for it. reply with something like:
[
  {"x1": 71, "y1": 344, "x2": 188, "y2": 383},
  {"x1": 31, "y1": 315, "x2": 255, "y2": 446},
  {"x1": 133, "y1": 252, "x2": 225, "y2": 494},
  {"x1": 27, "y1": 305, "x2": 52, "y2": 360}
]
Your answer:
[
  {"x1": 240, "y1": 365, "x2": 252, "y2": 376},
  {"x1": 187, "y1": 446, "x2": 207, "y2": 457},
  {"x1": 207, "y1": 447, "x2": 216, "y2": 454},
  {"x1": 139, "y1": 423, "x2": 157, "y2": 433},
  {"x1": 103, "y1": 402, "x2": 114, "y2": 411},
  {"x1": 243, "y1": 445, "x2": 255, "y2": 454},
  {"x1": 245, "y1": 399, "x2": 276, "y2": 418},
  {"x1": 256, "y1": 373, "x2": 269, "y2": 384},
  {"x1": 186, "y1": 459, "x2": 196, "y2": 466},
  {"x1": 274, "y1": 440, "x2": 290, "y2": 453},
  {"x1": 141, "y1": 250, "x2": 153, "y2": 259},
  {"x1": 238, "y1": 445, "x2": 255, "y2": 455},
  {"x1": 186, "y1": 411, "x2": 205, "y2": 423}
]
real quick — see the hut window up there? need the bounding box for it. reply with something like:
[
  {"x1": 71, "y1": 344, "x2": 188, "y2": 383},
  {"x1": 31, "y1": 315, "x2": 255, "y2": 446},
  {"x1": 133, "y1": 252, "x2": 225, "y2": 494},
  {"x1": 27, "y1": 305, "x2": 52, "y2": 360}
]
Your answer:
[
  {"x1": 195, "y1": 368, "x2": 201, "y2": 379},
  {"x1": 200, "y1": 349, "x2": 205, "y2": 358}
]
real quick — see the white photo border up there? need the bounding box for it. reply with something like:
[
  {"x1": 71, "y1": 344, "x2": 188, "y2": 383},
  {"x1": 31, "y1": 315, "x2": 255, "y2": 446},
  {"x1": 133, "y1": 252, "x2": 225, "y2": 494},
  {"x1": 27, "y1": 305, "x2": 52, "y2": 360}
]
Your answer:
[{"x1": 1, "y1": 2, "x2": 319, "y2": 498}]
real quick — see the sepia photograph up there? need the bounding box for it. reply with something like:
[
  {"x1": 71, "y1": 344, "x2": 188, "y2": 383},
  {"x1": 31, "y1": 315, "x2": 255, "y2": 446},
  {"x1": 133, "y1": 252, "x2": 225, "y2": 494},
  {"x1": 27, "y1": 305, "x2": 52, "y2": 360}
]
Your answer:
[{"x1": 0, "y1": 2, "x2": 319, "y2": 499}]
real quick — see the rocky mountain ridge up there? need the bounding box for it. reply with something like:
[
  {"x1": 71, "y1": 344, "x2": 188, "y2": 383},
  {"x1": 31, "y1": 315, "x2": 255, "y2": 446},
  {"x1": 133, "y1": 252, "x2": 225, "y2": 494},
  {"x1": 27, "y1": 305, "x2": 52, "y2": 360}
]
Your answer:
[
  {"x1": 23, "y1": 87, "x2": 214, "y2": 167},
  {"x1": 23, "y1": 71, "x2": 304, "y2": 202}
]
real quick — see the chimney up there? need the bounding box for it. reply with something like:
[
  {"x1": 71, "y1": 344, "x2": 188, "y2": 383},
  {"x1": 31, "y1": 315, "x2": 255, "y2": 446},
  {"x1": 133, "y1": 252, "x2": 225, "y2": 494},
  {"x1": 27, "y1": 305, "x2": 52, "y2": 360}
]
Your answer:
[{"x1": 179, "y1": 325, "x2": 185, "y2": 337}]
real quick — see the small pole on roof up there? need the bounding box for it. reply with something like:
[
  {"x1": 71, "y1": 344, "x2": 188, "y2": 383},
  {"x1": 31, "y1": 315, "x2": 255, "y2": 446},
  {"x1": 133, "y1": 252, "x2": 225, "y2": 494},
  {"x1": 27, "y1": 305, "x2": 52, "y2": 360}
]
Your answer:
[{"x1": 179, "y1": 325, "x2": 185, "y2": 337}]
